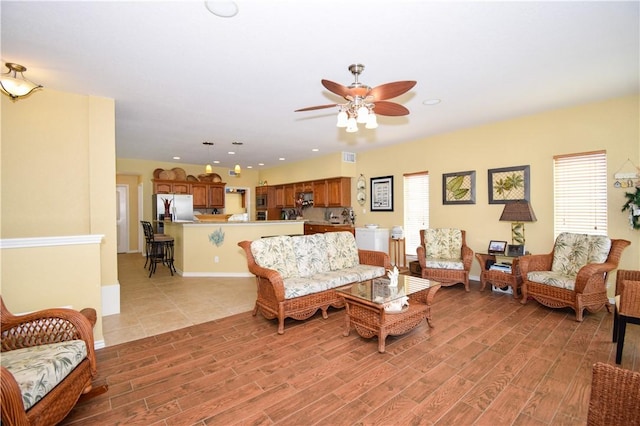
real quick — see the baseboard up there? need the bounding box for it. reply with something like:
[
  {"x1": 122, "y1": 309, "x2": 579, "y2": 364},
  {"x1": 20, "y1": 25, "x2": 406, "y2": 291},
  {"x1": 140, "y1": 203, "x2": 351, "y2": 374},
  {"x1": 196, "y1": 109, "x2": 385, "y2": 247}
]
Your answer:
[
  {"x1": 94, "y1": 340, "x2": 106, "y2": 350},
  {"x1": 181, "y1": 272, "x2": 254, "y2": 278},
  {"x1": 101, "y1": 282, "x2": 120, "y2": 316}
]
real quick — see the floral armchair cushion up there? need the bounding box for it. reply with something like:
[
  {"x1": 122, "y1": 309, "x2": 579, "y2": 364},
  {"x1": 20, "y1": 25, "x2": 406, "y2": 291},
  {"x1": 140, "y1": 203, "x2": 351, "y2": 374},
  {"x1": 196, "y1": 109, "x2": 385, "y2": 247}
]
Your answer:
[
  {"x1": 324, "y1": 231, "x2": 360, "y2": 271},
  {"x1": 423, "y1": 228, "x2": 463, "y2": 260},
  {"x1": 1, "y1": 340, "x2": 87, "y2": 411},
  {"x1": 292, "y1": 234, "x2": 330, "y2": 277},
  {"x1": 527, "y1": 233, "x2": 612, "y2": 290},
  {"x1": 251, "y1": 235, "x2": 299, "y2": 279},
  {"x1": 551, "y1": 233, "x2": 611, "y2": 277}
]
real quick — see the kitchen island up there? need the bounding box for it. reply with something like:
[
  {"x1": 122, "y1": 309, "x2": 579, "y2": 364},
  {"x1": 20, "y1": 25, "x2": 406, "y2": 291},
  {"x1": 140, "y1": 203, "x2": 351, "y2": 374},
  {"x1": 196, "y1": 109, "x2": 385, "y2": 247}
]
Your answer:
[{"x1": 163, "y1": 220, "x2": 305, "y2": 276}]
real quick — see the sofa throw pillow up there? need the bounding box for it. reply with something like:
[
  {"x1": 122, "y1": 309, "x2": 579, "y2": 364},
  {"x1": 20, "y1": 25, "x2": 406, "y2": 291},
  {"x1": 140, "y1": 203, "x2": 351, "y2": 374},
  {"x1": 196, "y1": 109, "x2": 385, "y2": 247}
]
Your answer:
[
  {"x1": 251, "y1": 236, "x2": 299, "y2": 278},
  {"x1": 324, "y1": 231, "x2": 360, "y2": 271},
  {"x1": 424, "y1": 228, "x2": 462, "y2": 260},
  {"x1": 292, "y1": 234, "x2": 330, "y2": 277}
]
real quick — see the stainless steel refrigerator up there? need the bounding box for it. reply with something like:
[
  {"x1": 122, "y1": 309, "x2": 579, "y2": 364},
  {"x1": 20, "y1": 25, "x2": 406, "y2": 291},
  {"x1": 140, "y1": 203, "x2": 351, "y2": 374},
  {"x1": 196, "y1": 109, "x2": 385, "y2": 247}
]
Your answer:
[{"x1": 153, "y1": 194, "x2": 194, "y2": 233}]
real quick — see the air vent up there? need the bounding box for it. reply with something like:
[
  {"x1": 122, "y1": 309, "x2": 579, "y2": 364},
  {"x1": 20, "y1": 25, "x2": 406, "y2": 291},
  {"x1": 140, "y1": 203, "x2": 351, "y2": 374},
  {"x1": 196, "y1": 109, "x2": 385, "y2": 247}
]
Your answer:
[
  {"x1": 342, "y1": 152, "x2": 356, "y2": 163},
  {"x1": 228, "y1": 170, "x2": 238, "y2": 176}
]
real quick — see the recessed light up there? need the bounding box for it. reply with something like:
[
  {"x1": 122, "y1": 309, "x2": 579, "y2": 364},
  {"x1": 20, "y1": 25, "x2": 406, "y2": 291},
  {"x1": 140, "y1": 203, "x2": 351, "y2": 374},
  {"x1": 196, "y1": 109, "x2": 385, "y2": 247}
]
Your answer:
[
  {"x1": 228, "y1": 151, "x2": 235, "y2": 155},
  {"x1": 423, "y1": 99, "x2": 441, "y2": 106},
  {"x1": 247, "y1": 166, "x2": 253, "y2": 169},
  {"x1": 173, "y1": 156, "x2": 181, "y2": 160},
  {"x1": 312, "y1": 148, "x2": 319, "y2": 152},
  {"x1": 279, "y1": 158, "x2": 285, "y2": 161},
  {"x1": 258, "y1": 163, "x2": 265, "y2": 166},
  {"x1": 214, "y1": 160, "x2": 220, "y2": 164}
]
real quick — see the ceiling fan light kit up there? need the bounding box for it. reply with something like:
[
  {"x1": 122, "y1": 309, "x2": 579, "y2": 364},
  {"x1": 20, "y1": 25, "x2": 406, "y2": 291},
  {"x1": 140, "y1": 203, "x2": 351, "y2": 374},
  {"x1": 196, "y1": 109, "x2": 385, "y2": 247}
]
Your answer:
[{"x1": 296, "y1": 63, "x2": 416, "y2": 133}]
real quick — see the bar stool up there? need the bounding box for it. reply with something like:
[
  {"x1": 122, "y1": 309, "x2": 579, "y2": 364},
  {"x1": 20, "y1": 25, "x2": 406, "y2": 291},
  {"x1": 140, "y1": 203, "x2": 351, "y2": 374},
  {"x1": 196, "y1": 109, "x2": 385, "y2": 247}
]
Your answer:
[{"x1": 141, "y1": 221, "x2": 175, "y2": 277}]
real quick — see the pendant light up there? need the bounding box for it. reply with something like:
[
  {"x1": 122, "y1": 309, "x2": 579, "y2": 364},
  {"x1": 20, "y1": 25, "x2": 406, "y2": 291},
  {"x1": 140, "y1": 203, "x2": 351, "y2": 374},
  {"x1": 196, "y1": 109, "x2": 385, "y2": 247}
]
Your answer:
[
  {"x1": 232, "y1": 141, "x2": 243, "y2": 175},
  {"x1": 203, "y1": 141, "x2": 214, "y2": 173}
]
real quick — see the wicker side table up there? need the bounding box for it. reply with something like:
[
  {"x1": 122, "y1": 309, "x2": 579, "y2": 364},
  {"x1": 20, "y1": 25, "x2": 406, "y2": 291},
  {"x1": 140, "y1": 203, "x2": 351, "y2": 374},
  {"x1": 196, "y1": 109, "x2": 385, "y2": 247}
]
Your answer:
[{"x1": 475, "y1": 253, "x2": 522, "y2": 299}]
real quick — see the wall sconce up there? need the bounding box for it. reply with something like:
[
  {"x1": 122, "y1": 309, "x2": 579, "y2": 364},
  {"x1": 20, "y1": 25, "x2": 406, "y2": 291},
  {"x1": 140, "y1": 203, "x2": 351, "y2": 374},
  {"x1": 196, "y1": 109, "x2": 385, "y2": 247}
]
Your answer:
[
  {"x1": 500, "y1": 200, "x2": 537, "y2": 245},
  {"x1": 0, "y1": 63, "x2": 43, "y2": 100}
]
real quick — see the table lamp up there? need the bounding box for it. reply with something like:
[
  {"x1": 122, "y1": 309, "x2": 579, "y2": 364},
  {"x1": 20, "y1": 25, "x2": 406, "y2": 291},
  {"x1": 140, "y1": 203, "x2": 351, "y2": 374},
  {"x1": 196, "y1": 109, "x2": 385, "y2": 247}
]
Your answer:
[{"x1": 500, "y1": 200, "x2": 537, "y2": 245}]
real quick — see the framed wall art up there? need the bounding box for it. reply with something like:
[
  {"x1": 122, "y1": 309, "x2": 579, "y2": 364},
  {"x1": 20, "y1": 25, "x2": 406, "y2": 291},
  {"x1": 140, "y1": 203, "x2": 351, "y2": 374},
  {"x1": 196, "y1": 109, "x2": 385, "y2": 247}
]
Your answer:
[
  {"x1": 488, "y1": 165, "x2": 530, "y2": 204},
  {"x1": 443, "y1": 170, "x2": 476, "y2": 205},
  {"x1": 370, "y1": 175, "x2": 394, "y2": 211}
]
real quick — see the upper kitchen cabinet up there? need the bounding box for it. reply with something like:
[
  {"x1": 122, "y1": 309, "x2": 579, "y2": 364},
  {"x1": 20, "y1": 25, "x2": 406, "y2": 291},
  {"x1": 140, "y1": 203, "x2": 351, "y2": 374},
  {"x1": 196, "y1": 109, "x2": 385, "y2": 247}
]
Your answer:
[
  {"x1": 327, "y1": 177, "x2": 351, "y2": 206},
  {"x1": 153, "y1": 180, "x2": 190, "y2": 194},
  {"x1": 209, "y1": 184, "x2": 225, "y2": 208},
  {"x1": 313, "y1": 180, "x2": 328, "y2": 207}
]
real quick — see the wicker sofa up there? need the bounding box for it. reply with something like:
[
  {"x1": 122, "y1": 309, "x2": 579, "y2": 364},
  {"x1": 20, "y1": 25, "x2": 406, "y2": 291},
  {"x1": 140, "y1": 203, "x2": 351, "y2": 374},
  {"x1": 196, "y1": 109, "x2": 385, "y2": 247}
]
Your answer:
[
  {"x1": 1, "y1": 296, "x2": 100, "y2": 426},
  {"x1": 519, "y1": 232, "x2": 631, "y2": 321},
  {"x1": 238, "y1": 231, "x2": 390, "y2": 334},
  {"x1": 416, "y1": 228, "x2": 474, "y2": 292}
]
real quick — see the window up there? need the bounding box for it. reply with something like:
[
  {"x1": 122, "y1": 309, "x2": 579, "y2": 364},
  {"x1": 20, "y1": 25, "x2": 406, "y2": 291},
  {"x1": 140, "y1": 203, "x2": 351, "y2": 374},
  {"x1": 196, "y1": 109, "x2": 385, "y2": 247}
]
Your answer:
[
  {"x1": 554, "y1": 150, "x2": 607, "y2": 238},
  {"x1": 403, "y1": 172, "x2": 429, "y2": 256}
]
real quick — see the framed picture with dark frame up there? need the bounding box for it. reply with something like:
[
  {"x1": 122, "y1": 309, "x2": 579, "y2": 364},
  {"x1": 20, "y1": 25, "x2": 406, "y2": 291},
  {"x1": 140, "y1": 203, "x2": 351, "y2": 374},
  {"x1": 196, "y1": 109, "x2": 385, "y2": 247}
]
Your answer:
[
  {"x1": 488, "y1": 165, "x2": 530, "y2": 204},
  {"x1": 507, "y1": 244, "x2": 525, "y2": 257},
  {"x1": 370, "y1": 175, "x2": 394, "y2": 211},
  {"x1": 443, "y1": 170, "x2": 476, "y2": 205}
]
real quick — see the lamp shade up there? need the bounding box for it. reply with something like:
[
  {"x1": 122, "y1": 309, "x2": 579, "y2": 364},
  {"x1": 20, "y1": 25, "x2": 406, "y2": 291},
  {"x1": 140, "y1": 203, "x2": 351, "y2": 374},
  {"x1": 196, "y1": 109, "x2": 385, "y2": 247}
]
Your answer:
[
  {"x1": 500, "y1": 201, "x2": 537, "y2": 222},
  {"x1": 0, "y1": 63, "x2": 42, "y2": 100}
]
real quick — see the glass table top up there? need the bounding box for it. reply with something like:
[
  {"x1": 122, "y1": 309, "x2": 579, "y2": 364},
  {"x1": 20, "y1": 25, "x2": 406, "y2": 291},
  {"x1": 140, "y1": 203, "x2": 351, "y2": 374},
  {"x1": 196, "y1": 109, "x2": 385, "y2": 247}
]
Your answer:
[{"x1": 337, "y1": 275, "x2": 436, "y2": 305}]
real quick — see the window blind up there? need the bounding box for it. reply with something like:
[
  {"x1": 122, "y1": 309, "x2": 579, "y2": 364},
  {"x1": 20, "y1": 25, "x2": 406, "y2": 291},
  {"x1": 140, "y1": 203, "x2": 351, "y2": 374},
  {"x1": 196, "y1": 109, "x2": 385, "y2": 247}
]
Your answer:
[
  {"x1": 403, "y1": 172, "x2": 429, "y2": 255},
  {"x1": 554, "y1": 151, "x2": 607, "y2": 238}
]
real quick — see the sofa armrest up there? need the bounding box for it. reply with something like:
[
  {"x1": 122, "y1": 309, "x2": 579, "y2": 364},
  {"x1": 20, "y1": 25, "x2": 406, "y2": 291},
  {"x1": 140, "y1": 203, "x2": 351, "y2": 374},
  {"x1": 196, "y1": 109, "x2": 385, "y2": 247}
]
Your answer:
[
  {"x1": 358, "y1": 249, "x2": 391, "y2": 269},
  {"x1": 1, "y1": 299, "x2": 96, "y2": 376},
  {"x1": 519, "y1": 252, "x2": 553, "y2": 277},
  {"x1": 238, "y1": 240, "x2": 286, "y2": 301}
]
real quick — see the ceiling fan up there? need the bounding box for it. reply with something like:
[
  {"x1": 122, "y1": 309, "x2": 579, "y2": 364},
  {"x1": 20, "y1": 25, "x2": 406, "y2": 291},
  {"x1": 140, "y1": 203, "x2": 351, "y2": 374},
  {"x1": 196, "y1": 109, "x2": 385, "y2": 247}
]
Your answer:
[{"x1": 295, "y1": 64, "x2": 417, "y2": 131}]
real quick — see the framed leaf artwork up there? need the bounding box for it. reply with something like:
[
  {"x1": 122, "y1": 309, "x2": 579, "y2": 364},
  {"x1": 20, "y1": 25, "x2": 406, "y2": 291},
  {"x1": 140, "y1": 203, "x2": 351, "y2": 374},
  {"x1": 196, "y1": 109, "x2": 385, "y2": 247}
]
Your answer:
[
  {"x1": 443, "y1": 171, "x2": 476, "y2": 205},
  {"x1": 488, "y1": 165, "x2": 530, "y2": 204}
]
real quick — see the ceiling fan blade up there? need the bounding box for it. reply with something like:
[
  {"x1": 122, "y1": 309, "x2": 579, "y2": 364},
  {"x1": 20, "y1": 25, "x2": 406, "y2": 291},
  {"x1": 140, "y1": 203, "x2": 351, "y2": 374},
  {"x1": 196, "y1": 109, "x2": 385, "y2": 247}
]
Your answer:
[
  {"x1": 373, "y1": 101, "x2": 410, "y2": 116},
  {"x1": 370, "y1": 81, "x2": 417, "y2": 101},
  {"x1": 321, "y1": 79, "x2": 353, "y2": 98},
  {"x1": 295, "y1": 103, "x2": 338, "y2": 112}
]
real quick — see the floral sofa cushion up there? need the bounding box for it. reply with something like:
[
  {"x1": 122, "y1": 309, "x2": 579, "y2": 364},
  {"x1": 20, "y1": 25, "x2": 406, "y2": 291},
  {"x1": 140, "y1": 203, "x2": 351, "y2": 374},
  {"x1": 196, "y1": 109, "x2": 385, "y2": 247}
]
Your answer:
[
  {"x1": 282, "y1": 264, "x2": 385, "y2": 299},
  {"x1": 324, "y1": 231, "x2": 360, "y2": 271},
  {"x1": 251, "y1": 235, "x2": 299, "y2": 278},
  {"x1": 527, "y1": 232, "x2": 612, "y2": 290},
  {"x1": 1, "y1": 340, "x2": 87, "y2": 411},
  {"x1": 292, "y1": 234, "x2": 330, "y2": 277},
  {"x1": 424, "y1": 228, "x2": 462, "y2": 260},
  {"x1": 551, "y1": 233, "x2": 611, "y2": 277}
]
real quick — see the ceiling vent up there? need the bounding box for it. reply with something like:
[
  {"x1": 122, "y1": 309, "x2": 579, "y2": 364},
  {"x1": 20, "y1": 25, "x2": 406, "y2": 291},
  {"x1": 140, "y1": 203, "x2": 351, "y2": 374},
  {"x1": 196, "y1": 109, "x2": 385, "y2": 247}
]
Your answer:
[{"x1": 342, "y1": 152, "x2": 356, "y2": 163}]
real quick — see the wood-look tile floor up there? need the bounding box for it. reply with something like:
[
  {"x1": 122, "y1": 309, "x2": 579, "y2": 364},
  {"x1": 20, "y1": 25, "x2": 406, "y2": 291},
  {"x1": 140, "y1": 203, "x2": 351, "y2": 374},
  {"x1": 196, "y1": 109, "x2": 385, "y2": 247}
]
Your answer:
[{"x1": 66, "y1": 256, "x2": 639, "y2": 425}]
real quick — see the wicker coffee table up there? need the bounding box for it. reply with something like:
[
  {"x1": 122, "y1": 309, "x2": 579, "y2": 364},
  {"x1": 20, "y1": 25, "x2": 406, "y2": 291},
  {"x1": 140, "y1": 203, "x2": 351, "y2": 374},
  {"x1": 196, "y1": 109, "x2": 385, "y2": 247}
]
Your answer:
[{"x1": 337, "y1": 275, "x2": 441, "y2": 353}]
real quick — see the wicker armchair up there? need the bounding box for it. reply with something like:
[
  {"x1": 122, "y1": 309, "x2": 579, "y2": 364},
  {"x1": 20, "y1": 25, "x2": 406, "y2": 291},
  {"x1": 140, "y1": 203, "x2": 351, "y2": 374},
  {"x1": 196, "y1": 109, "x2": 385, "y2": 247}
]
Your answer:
[
  {"x1": 1, "y1": 296, "x2": 99, "y2": 426},
  {"x1": 613, "y1": 270, "x2": 640, "y2": 364},
  {"x1": 587, "y1": 362, "x2": 640, "y2": 425},
  {"x1": 519, "y1": 233, "x2": 630, "y2": 321},
  {"x1": 416, "y1": 228, "x2": 473, "y2": 292}
]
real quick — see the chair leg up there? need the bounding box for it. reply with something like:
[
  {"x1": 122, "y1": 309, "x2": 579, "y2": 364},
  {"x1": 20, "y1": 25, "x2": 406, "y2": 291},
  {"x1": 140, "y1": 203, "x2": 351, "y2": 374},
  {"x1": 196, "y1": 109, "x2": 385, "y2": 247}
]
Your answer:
[
  {"x1": 613, "y1": 307, "x2": 619, "y2": 342},
  {"x1": 615, "y1": 317, "x2": 627, "y2": 364}
]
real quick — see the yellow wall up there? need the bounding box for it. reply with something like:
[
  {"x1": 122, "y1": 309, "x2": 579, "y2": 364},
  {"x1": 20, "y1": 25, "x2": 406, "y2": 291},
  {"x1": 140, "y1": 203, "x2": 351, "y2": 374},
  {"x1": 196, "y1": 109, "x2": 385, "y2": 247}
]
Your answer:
[
  {"x1": 262, "y1": 95, "x2": 640, "y2": 286},
  {"x1": 1, "y1": 89, "x2": 117, "y2": 343}
]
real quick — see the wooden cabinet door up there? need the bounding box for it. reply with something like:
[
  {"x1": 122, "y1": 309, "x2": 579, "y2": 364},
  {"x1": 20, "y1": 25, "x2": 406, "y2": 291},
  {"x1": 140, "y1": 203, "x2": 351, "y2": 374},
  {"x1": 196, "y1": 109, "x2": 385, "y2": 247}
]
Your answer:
[
  {"x1": 275, "y1": 186, "x2": 285, "y2": 207},
  {"x1": 314, "y1": 180, "x2": 328, "y2": 207},
  {"x1": 284, "y1": 184, "x2": 295, "y2": 207},
  {"x1": 209, "y1": 185, "x2": 225, "y2": 208},
  {"x1": 154, "y1": 181, "x2": 173, "y2": 194},
  {"x1": 191, "y1": 184, "x2": 208, "y2": 208},
  {"x1": 327, "y1": 177, "x2": 351, "y2": 206},
  {"x1": 173, "y1": 182, "x2": 190, "y2": 194}
]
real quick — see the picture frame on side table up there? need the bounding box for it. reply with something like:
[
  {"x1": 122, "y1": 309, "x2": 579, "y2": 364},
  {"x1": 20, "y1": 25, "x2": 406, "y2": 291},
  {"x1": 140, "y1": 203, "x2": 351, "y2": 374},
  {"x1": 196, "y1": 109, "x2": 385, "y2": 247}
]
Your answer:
[
  {"x1": 371, "y1": 175, "x2": 394, "y2": 211},
  {"x1": 443, "y1": 170, "x2": 476, "y2": 205},
  {"x1": 488, "y1": 165, "x2": 530, "y2": 204},
  {"x1": 507, "y1": 244, "x2": 525, "y2": 257}
]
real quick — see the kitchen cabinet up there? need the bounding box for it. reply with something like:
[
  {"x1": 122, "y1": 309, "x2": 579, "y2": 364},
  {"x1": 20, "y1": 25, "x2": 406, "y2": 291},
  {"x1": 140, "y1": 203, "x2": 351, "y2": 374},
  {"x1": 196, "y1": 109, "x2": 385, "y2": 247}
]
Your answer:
[
  {"x1": 153, "y1": 180, "x2": 190, "y2": 194},
  {"x1": 275, "y1": 185, "x2": 285, "y2": 207},
  {"x1": 304, "y1": 223, "x2": 354, "y2": 235},
  {"x1": 313, "y1": 180, "x2": 328, "y2": 207},
  {"x1": 284, "y1": 184, "x2": 295, "y2": 207},
  {"x1": 327, "y1": 177, "x2": 351, "y2": 206},
  {"x1": 153, "y1": 180, "x2": 225, "y2": 208}
]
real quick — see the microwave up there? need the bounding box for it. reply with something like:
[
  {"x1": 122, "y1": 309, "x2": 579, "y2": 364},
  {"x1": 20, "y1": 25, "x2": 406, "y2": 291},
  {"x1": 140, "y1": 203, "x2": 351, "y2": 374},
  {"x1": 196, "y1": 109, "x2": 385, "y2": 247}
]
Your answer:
[{"x1": 256, "y1": 194, "x2": 267, "y2": 209}]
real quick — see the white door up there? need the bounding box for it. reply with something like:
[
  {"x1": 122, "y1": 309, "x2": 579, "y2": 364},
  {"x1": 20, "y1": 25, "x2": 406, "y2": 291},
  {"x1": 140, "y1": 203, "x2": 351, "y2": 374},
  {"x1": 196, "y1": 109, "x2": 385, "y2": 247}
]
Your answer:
[{"x1": 116, "y1": 185, "x2": 129, "y2": 253}]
